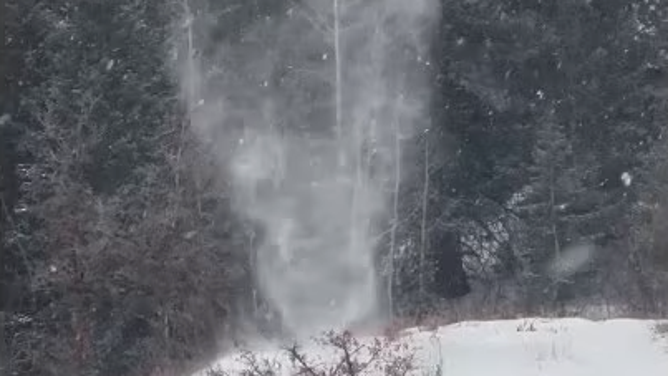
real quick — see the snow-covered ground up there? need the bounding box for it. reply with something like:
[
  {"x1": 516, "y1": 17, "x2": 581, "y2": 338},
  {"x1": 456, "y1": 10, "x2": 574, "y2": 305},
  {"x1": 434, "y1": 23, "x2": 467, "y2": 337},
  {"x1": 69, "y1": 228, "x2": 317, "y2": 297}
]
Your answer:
[{"x1": 194, "y1": 318, "x2": 668, "y2": 376}]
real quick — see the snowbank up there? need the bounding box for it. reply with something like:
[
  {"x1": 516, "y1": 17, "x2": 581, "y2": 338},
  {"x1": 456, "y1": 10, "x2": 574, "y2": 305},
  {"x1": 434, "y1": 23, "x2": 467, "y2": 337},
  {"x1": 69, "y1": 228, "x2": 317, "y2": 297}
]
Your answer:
[{"x1": 194, "y1": 318, "x2": 668, "y2": 376}]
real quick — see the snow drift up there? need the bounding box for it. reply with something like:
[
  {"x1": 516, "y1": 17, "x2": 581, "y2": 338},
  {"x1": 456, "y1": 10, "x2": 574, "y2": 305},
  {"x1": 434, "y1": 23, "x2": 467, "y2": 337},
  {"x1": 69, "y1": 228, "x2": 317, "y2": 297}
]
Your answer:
[{"x1": 193, "y1": 318, "x2": 668, "y2": 376}]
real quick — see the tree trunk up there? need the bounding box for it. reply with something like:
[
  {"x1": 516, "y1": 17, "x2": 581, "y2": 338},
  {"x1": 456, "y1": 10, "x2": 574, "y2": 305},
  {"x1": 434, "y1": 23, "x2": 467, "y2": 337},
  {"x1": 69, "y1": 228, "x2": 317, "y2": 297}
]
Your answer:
[
  {"x1": 333, "y1": 0, "x2": 344, "y2": 168},
  {"x1": 0, "y1": 311, "x2": 7, "y2": 376},
  {"x1": 432, "y1": 231, "x2": 470, "y2": 299},
  {"x1": 419, "y1": 136, "x2": 429, "y2": 301},
  {"x1": 387, "y1": 119, "x2": 401, "y2": 318},
  {"x1": 549, "y1": 165, "x2": 561, "y2": 258}
]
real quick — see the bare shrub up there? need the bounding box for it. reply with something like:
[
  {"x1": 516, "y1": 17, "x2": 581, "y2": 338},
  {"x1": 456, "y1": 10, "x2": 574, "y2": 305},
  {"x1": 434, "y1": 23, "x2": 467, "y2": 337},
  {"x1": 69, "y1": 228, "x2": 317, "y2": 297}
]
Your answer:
[
  {"x1": 653, "y1": 321, "x2": 668, "y2": 338},
  {"x1": 206, "y1": 330, "x2": 418, "y2": 376}
]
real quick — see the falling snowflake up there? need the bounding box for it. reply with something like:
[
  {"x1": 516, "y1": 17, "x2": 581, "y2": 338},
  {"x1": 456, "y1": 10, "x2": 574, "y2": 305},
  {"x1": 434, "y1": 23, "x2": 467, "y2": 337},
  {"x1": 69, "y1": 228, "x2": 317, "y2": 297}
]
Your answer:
[{"x1": 621, "y1": 172, "x2": 632, "y2": 187}]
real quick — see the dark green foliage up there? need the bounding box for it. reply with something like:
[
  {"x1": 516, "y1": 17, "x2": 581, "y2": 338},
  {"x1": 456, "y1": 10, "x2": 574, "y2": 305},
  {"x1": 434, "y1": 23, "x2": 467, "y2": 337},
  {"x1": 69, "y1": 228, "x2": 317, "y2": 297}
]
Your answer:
[
  {"x1": 2, "y1": 1, "x2": 250, "y2": 375},
  {"x1": 395, "y1": 0, "x2": 668, "y2": 313},
  {"x1": 244, "y1": 0, "x2": 662, "y2": 320},
  {"x1": 2, "y1": 0, "x2": 668, "y2": 374}
]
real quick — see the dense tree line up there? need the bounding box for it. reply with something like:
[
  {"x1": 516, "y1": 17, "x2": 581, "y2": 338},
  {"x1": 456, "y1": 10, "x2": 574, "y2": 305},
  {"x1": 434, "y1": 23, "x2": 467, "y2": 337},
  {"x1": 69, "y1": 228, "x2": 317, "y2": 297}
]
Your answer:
[
  {"x1": 1, "y1": 0, "x2": 667, "y2": 375},
  {"x1": 393, "y1": 0, "x2": 668, "y2": 316},
  {"x1": 1, "y1": 1, "x2": 255, "y2": 374}
]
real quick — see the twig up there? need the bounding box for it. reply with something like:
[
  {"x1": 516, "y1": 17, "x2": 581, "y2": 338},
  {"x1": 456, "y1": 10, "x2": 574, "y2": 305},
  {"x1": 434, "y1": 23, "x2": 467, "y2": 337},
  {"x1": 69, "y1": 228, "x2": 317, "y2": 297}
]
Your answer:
[{"x1": 286, "y1": 344, "x2": 321, "y2": 376}]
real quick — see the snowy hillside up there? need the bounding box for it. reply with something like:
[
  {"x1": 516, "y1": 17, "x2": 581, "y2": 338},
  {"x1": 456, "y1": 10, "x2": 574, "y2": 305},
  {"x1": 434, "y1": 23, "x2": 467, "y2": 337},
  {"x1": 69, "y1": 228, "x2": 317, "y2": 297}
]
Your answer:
[{"x1": 194, "y1": 319, "x2": 668, "y2": 376}]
